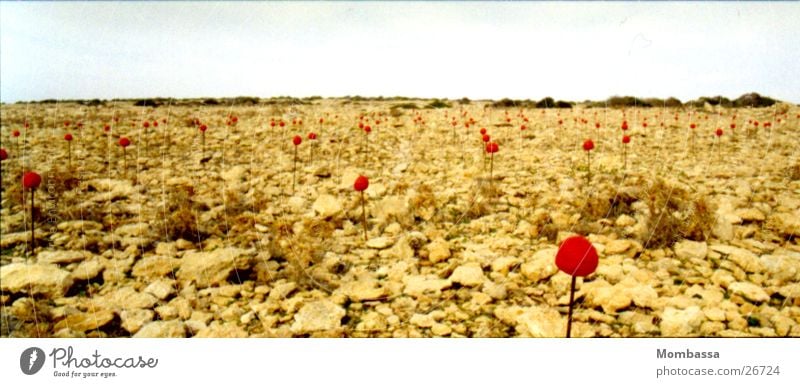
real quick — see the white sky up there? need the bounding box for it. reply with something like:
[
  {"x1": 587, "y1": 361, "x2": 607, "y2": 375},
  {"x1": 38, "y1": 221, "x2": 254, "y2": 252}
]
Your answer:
[{"x1": 1, "y1": 1, "x2": 798, "y2": 103}]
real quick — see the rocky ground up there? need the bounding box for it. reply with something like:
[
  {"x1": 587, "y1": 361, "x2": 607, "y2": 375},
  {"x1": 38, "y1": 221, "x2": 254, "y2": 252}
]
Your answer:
[{"x1": 1, "y1": 99, "x2": 798, "y2": 337}]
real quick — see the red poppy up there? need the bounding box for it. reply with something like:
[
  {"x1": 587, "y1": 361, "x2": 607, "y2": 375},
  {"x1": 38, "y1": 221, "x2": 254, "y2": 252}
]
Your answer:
[
  {"x1": 354, "y1": 175, "x2": 369, "y2": 191},
  {"x1": 485, "y1": 142, "x2": 499, "y2": 153},
  {"x1": 22, "y1": 171, "x2": 42, "y2": 190},
  {"x1": 582, "y1": 139, "x2": 595, "y2": 151},
  {"x1": 555, "y1": 235, "x2": 598, "y2": 277}
]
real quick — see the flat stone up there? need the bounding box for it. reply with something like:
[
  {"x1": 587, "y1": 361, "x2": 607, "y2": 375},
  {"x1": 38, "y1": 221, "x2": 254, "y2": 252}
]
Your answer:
[
  {"x1": 37, "y1": 250, "x2": 90, "y2": 264},
  {"x1": 133, "y1": 320, "x2": 186, "y2": 338},
  {"x1": 340, "y1": 280, "x2": 387, "y2": 302},
  {"x1": 520, "y1": 248, "x2": 558, "y2": 282},
  {"x1": 449, "y1": 264, "x2": 487, "y2": 287},
  {"x1": 366, "y1": 237, "x2": 394, "y2": 250},
  {"x1": 674, "y1": 240, "x2": 707, "y2": 260},
  {"x1": 54, "y1": 310, "x2": 115, "y2": 332},
  {"x1": 0, "y1": 263, "x2": 73, "y2": 298},
  {"x1": 290, "y1": 300, "x2": 346, "y2": 334},
  {"x1": 120, "y1": 309, "x2": 154, "y2": 334},
  {"x1": 177, "y1": 247, "x2": 252, "y2": 288},
  {"x1": 403, "y1": 275, "x2": 452, "y2": 297},
  {"x1": 426, "y1": 238, "x2": 451, "y2": 263},
  {"x1": 70, "y1": 259, "x2": 105, "y2": 281},
  {"x1": 144, "y1": 279, "x2": 177, "y2": 300},
  {"x1": 131, "y1": 255, "x2": 181, "y2": 280},
  {"x1": 728, "y1": 281, "x2": 769, "y2": 303},
  {"x1": 312, "y1": 194, "x2": 343, "y2": 218},
  {"x1": 494, "y1": 306, "x2": 564, "y2": 338},
  {"x1": 93, "y1": 286, "x2": 158, "y2": 311},
  {"x1": 660, "y1": 306, "x2": 703, "y2": 337},
  {"x1": 711, "y1": 244, "x2": 764, "y2": 273}
]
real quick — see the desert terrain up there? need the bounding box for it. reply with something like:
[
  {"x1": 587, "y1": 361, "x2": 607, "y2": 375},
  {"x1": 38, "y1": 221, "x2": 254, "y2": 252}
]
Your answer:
[{"x1": 1, "y1": 97, "x2": 798, "y2": 337}]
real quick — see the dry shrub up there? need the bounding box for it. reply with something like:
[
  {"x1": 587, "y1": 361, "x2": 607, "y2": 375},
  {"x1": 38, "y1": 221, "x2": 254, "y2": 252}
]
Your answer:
[
  {"x1": 409, "y1": 184, "x2": 437, "y2": 221},
  {"x1": 643, "y1": 178, "x2": 716, "y2": 248},
  {"x1": 161, "y1": 184, "x2": 203, "y2": 242},
  {"x1": 786, "y1": 163, "x2": 800, "y2": 181},
  {"x1": 267, "y1": 216, "x2": 337, "y2": 291}
]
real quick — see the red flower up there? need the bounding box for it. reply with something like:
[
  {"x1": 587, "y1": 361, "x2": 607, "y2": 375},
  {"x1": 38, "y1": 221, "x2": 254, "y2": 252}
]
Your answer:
[
  {"x1": 143, "y1": 122, "x2": 150, "y2": 128},
  {"x1": 690, "y1": 123, "x2": 696, "y2": 129},
  {"x1": 0, "y1": 148, "x2": 7, "y2": 161},
  {"x1": 104, "y1": 125, "x2": 111, "y2": 132},
  {"x1": 482, "y1": 134, "x2": 490, "y2": 143},
  {"x1": 308, "y1": 132, "x2": 317, "y2": 140},
  {"x1": 730, "y1": 123, "x2": 736, "y2": 129},
  {"x1": 595, "y1": 123, "x2": 600, "y2": 129},
  {"x1": 119, "y1": 137, "x2": 131, "y2": 148},
  {"x1": 200, "y1": 125, "x2": 208, "y2": 132},
  {"x1": 582, "y1": 139, "x2": 594, "y2": 151},
  {"x1": 64, "y1": 133, "x2": 73, "y2": 141},
  {"x1": 279, "y1": 121, "x2": 285, "y2": 127},
  {"x1": 715, "y1": 128, "x2": 723, "y2": 137},
  {"x1": 555, "y1": 235, "x2": 598, "y2": 277},
  {"x1": 12, "y1": 130, "x2": 20, "y2": 137},
  {"x1": 479, "y1": 128, "x2": 486, "y2": 135},
  {"x1": 293, "y1": 135, "x2": 302, "y2": 146},
  {"x1": 22, "y1": 171, "x2": 42, "y2": 190},
  {"x1": 354, "y1": 175, "x2": 369, "y2": 192},
  {"x1": 364, "y1": 125, "x2": 371, "y2": 134},
  {"x1": 622, "y1": 135, "x2": 630, "y2": 144},
  {"x1": 485, "y1": 142, "x2": 499, "y2": 154},
  {"x1": 621, "y1": 121, "x2": 628, "y2": 130}
]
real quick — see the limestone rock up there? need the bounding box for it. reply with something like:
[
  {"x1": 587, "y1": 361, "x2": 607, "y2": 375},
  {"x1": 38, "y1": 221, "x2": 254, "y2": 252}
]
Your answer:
[
  {"x1": 54, "y1": 310, "x2": 115, "y2": 332},
  {"x1": 366, "y1": 236, "x2": 394, "y2": 250},
  {"x1": 674, "y1": 240, "x2": 707, "y2": 260},
  {"x1": 131, "y1": 255, "x2": 181, "y2": 280},
  {"x1": 426, "y1": 239, "x2": 451, "y2": 263},
  {"x1": 120, "y1": 309, "x2": 154, "y2": 334},
  {"x1": 403, "y1": 275, "x2": 452, "y2": 297},
  {"x1": 177, "y1": 247, "x2": 252, "y2": 288},
  {"x1": 312, "y1": 194, "x2": 343, "y2": 218},
  {"x1": 37, "y1": 250, "x2": 90, "y2": 264},
  {"x1": 520, "y1": 248, "x2": 558, "y2": 282},
  {"x1": 660, "y1": 306, "x2": 703, "y2": 337},
  {"x1": 290, "y1": 300, "x2": 345, "y2": 334},
  {"x1": 133, "y1": 320, "x2": 186, "y2": 338},
  {"x1": 0, "y1": 263, "x2": 73, "y2": 298},
  {"x1": 449, "y1": 264, "x2": 486, "y2": 287},
  {"x1": 494, "y1": 306, "x2": 563, "y2": 338},
  {"x1": 729, "y1": 281, "x2": 769, "y2": 303}
]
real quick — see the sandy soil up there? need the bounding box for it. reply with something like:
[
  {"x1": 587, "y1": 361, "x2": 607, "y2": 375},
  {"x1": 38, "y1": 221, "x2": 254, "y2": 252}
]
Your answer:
[{"x1": 1, "y1": 99, "x2": 798, "y2": 337}]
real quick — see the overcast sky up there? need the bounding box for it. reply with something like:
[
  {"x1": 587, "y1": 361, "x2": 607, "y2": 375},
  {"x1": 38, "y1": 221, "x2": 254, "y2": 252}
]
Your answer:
[{"x1": 1, "y1": 1, "x2": 798, "y2": 103}]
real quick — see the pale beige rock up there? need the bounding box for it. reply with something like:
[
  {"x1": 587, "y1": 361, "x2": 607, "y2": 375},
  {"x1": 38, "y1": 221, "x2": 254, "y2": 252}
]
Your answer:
[
  {"x1": 290, "y1": 300, "x2": 346, "y2": 334},
  {"x1": 0, "y1": 263, "x2": 73, "y2": 298},
  {"x1": 660, "y1": 306, "x2": 704, "y2": 337},
  {"x1": 494, "y1": 306, "x2": 564, "y2": 338},
  {"x1": 134, "y1": 320, "x2": 186, "y2": 338},
  {"x1": 120, "y1": 309, "x2": 154, "y2": 334},
  {"x1": 449, "y1": 264, "x2": 486, "y2": 287},
  {"x1": 426, "y1": 238, "x2": 451, "y2": 263},
  {"x1": 312, "y1": 194, "x2": 343, "y2": 218},
  {"x1": 520, "y1": 248, "x2": 559, "y2": 282},
  {"x1": 54, "y1": 310, "x2": 115, "y2": 332},
  {"x1": 38, "y1": 250, "x2": 90, "y2": 264},
  {"x1": 177, "y1": 247, "x2": 252, "y2": 288},
  {"x1": 674, "y1": 240, "x2": 707, "y2": 260},
  {"x1": 403, "y1": 275, "x2": 452, "y2": 297},
  {"x1": 728, "y1": 281, "x2": 769, "y2": 303}
]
